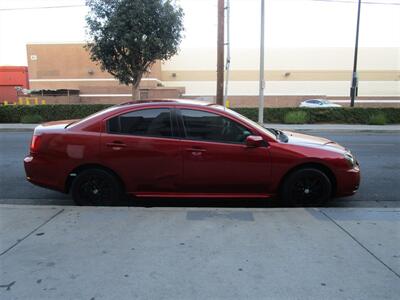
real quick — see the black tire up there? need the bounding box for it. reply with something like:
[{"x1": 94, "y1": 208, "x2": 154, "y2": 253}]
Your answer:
[
  {"x1": 281, "y1": 168, "x2": 332, "y2": 207},
  {"x1": 71, "y1": 168, "x2": 123, "y2": 206}
]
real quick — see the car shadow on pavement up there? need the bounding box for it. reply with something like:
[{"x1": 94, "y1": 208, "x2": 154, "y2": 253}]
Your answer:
[
  {"x1": 113, "y1": 195, "x2": 281, "y2": 208},
  {"x1": 118, "y1": 196, "x2": 370, "y2": 209},
  {"x1": 111, "y1": 195, "x2": 388, "y2": 209}
]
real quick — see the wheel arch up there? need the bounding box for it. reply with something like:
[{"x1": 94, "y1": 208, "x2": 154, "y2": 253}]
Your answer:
[
  {"x1": 278, "y1": 162, "x2": 337, "y2": 197},
  {"x1": 65, "y1": 163, "x2": 125, "y2": 193}
]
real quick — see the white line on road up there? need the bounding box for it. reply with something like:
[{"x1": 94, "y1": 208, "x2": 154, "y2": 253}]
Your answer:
[{"x1": 345, "y1": 143, "x2": 397, "y2": 146}]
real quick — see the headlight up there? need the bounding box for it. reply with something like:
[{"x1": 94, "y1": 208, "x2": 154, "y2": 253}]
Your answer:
[{"x1": 344, "y1": 152, "x2": 356, "y2": 168}]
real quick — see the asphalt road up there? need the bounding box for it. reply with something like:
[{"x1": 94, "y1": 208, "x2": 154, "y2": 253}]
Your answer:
[{"x1": 0, "y1": 131, "x2": 399, "y2": 207}]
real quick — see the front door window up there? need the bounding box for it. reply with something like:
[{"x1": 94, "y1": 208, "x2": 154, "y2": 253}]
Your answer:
[{"x1": 180, "y1": 109, "x2": 251, "y2": 144}]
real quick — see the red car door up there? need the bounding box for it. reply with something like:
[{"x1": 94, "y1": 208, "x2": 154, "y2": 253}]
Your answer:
[
  {"x1": 100, "y1": 107, "x2": 182, "y2": 194},
  {"x1": 178, "y1": 108, "x2": 271, "y2": 195}
]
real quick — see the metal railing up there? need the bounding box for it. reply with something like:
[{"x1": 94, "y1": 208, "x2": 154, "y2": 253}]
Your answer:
[{"x1": 1, "y1": 97, "x2": 47, "y2": 106}]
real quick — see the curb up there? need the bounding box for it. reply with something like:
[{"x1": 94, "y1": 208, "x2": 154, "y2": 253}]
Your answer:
[
  {"x1": 0, "y1": 124, "x2": 37, "y2": 132},
  {"x1": 1, "y1": 203, "x2": 398, "y2": 211},
  {"x1": 278, "y1": 129, "x2": 400, "y2": 133},
  {"x1": 265, "y1": 124, "x2": 400, "y2": 133}
]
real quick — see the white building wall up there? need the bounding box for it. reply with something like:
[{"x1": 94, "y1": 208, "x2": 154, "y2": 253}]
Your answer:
[{"x1": 162, "y1": 47, "x2": 400, "y2": 97}]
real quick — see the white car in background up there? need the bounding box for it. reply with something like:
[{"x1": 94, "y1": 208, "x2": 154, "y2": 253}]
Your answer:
[{"x1": 299, "y1": 99, "x2": 342, "y2": 108}]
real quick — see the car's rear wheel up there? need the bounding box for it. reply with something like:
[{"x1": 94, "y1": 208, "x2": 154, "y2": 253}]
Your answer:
[
  {"x1": 71, "y1": 169, "x2": 122, "y2": 206},
  {"x1": 281, "y1": 168, "x2": 332, "y2": 207}
]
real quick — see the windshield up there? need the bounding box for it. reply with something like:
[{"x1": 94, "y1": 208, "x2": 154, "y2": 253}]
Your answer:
[{"x1": 212, "y1": 106, "x2": 276, "y2": 140}]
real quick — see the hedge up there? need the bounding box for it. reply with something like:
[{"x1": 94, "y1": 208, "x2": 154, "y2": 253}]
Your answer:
[
  {"x1": 0, "y1": 104, "x2": 399, "y2": 124},
  {"x1": 234, "y1": 107, "x2": 400, "y2": 124},
  {"x1": 0, "y1": 104, "x2": 111, "y2": 123}
]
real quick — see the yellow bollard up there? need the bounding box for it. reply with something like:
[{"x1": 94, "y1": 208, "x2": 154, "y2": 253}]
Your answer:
[
  {"x1": 41, "y1": 99, "x2": 46, "y2": 105},
  {"x1": 226, "y1": 100, "x2": 230, "y2": 108},
  {"x1": 34, "y1": 98, "x2": 39, "y2": 105},
  {"x1": 19, "y1": 98, "x2": 24, "y2": 105},
  {"x1": 25, "y1": 98, "x2": 31, "y2": 105},
  {"x1": 3, "y1": 101, "x2": 8, "y2": 106}
]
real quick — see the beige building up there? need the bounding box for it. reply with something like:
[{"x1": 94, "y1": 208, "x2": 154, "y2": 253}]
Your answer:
[
  {"x1": 27, "y1": 43, "x2": 399, "y2": 107},
  {"x1": 27, "y1": 43, "x2": 184, "y2": 104}
]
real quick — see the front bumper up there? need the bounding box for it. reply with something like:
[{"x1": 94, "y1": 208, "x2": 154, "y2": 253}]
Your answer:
[{"x1": 335, "y1": 165, "x2": 361, "y2": 197}]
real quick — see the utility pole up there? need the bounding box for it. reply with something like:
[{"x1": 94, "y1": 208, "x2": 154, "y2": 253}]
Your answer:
[
  {"x1": 350, "y1": 0, "x2": 362, "y2": 107},
  {"x1": 216, "y1": 0, "x2": 224, "y2": 105},
  {"x1": 224, "y1": 0, "x2": 231, "y2": 108},
  {"x1": 258, "y1": 0, "x2": 265, "y2": 124}
]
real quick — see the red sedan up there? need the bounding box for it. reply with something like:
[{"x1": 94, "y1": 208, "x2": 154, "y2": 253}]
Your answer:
[{"x1": 24, "y1": 100, "x2": 360, "y2": 206}]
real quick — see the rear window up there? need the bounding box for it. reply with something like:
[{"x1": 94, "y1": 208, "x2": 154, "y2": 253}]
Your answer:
[{"x1": 67, "y1": 105, "x2": 120, "y2": 128}]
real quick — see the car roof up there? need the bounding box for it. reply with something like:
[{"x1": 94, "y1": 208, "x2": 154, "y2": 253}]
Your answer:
[
  {"x1": 70, "y1": 99, "x2": 227, "y2": 130},
  {"x1": 118, "y1": 99, "x2": 214, "y2": 107}
]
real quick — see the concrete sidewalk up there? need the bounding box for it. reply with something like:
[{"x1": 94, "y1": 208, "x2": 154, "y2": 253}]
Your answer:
[
  {"x1": 0, "y1": 123, "x2": 37, "y2": 131},
  {"x1": 1, "y1": 123, "x2": 400, "y2": 132},
  {"x1": 0, "y1": 204, "x2": 399, "y2": 299}
]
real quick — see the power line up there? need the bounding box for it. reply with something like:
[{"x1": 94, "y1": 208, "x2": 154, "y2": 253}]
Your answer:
[
  {"x1": 0, "y1": 5, "x2": 85, "y2": 11},
  {"x1": 311, "y1": 0, "x2": 400, "y2": 5},
  {"x1": 1, "y1": 0, "x2": 400, "y2": 11}
]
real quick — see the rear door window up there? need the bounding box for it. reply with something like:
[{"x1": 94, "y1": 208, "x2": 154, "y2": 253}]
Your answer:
[{"x1": 107, "y1": 108, "x2": 173, "y2": 138}]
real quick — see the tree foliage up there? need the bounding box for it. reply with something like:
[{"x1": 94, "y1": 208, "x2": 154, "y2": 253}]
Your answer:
[{"x1": 85, "y1": 0, "x2": 184, "y2": 98}]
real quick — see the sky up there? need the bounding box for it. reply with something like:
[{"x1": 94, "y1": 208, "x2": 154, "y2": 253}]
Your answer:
[{"x1": 0, "y1": 0, "x2": 399, "y2": 66}]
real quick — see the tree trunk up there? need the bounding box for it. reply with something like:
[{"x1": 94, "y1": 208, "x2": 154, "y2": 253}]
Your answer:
[
  {"x1": 131, "y1": 84, "x2": 140, "y2": 100},
  {"x1": 131, "y1": 73, "x2": 143, "y2": 101}
]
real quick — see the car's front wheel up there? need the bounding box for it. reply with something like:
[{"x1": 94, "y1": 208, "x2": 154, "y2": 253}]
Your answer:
[
  {"x1": 281, "y1": 168, "x2": 332, "y2": 207},
  {"x1": 71, "y1": 168, "x2": 122, "y2": 206}
]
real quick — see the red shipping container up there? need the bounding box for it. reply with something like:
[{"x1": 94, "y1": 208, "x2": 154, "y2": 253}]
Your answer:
[{"x1": 0, "y1": 66, "x2": 29, "y2": 103}]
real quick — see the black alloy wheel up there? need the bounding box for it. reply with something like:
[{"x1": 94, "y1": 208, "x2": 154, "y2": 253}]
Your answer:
[
  {"x1": 281, "y1": 168, "x2": 332, "y2": 207},
  {"x1": 71, "y1": 169, "x2": 122, "y2": 206}
]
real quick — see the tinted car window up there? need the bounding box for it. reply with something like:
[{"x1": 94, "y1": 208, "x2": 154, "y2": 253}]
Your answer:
[
  {"x1": 107, "y1": 108, "x2": 172, "y2": 138},
  {"x1": 181, "y1": 109, "x2": 251, "y2": 144}
]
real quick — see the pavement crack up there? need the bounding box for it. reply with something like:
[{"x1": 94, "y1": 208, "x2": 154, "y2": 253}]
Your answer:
[
  {"x1": 0, "y1": 281, "x2": 15, "y2": 291},
  {"x1": 0, "y1": 209, "x2": 64, "y2": 257},
  {"x1": 319, "y1": 209, "x2": 400, "y2": 280}
]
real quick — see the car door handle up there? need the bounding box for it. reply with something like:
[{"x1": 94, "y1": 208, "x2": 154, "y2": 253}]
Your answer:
[
  {"x1": 185, "y1": 148, "x2": 206, "y2": 156},
  {"x1": 185, "y1": 148, "x2": 206, "y2": 152},
  {"x1": 106, "y1": 141, "x2": 127, "y2": 148}
]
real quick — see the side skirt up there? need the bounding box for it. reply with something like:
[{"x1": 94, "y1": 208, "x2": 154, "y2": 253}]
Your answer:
[{"x1": 132, "y1": 192, "x2": 273, "y2": 199}]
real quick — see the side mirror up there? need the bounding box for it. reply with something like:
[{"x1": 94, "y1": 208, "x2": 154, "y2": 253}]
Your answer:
[{"x1": 245, "y1": 135, "x2": 264, "y2": 148}]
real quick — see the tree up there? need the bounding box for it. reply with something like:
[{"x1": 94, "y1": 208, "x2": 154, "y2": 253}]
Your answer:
[{"x1": 85, "y1": 0, "x2": 184, "y2": 100}]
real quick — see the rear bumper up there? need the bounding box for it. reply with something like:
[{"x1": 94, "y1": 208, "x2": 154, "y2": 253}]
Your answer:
[
  {"x1": 24, "y1": 155, "x2": 66, "y2": 193},
  {"x1": 335, "y1": 166, "x2": 361, "y2": 197}
]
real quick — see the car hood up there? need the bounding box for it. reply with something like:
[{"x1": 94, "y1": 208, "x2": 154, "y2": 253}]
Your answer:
[{"x1": 282, "y1": 130, "x2": 346, "y2": 153}]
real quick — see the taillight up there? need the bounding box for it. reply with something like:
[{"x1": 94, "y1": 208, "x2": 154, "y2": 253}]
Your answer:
[{"x1": 30, "y1": 135, "x2": 42, "y2": 153}]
